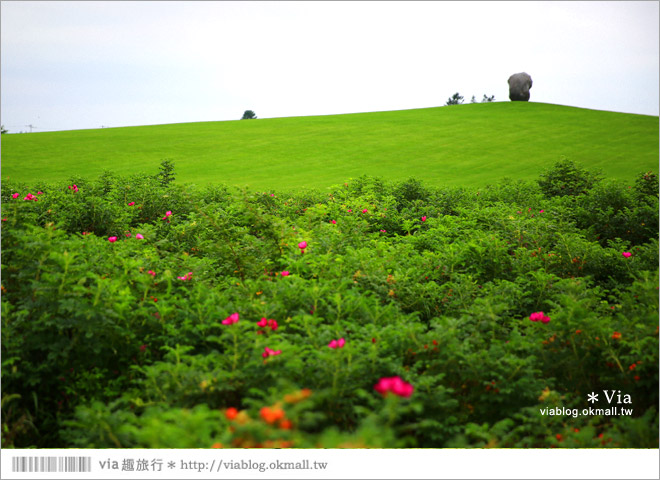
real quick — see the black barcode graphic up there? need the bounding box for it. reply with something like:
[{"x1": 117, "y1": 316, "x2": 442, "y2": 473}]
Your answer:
[{"x1": 11, "y1": 456, "x2": 92, "y2": 473}]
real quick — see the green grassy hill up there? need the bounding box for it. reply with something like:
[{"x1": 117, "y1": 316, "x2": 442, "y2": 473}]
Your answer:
[{"x1": 2, "y1": 102, "x2": 658, "y2": 189}]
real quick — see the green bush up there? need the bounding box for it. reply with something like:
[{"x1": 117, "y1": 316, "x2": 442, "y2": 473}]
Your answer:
[
  {"x1": 2, "y1": 168, "x2": 657, "y2": 448},
  {"x1": 538, "y1": 158, "x2": 603, "y2": 197}
]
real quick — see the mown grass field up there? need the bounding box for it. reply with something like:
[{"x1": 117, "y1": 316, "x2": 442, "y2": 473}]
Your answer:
[{"x1": 2, "y1": 102, "x2": 658, "y2": 189}]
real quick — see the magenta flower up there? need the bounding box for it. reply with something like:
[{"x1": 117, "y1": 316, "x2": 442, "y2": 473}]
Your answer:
[
  {"x1": 298, "y1": 241, "x2": 307, "y2": 250},
  {"x1": 125, "y1": 233, "x2": 132, "y2": 237},
  {"x1": 177, "y1": 271, "x2": 193, "y2": 281},
  {"x1": 421, "y1": 216, "x2": 427, "y2": 222},
  {"x1": 23, "y1": 193, "x2": 38, "y2": 201},
  {"x1": 362, "y1": 209, "x2": 368, "y2": 214},
  {"x1": 36, "y1": 191, "x2": 44, "y2": 195},
  {"x1": 331, "y1": 220, "x2": 337, "y2": 224},
  {"x1": 529, "y1": 311, "x2": 551, "y2": 324},
  {"x1": 135, "y1": 233, "x2": 144, "y2": 239},
  {"x1": 622, "y1": 252, "x2": 632, "y2": 258},
  {"x1": 11, "y1": 193, "x2": 19, "y2": 199},
  {"x1": 162, "y1": 210, "x2": 172, "y2": 220},
  {"x1": 108, "y1": 236, "x2": 118, "y2": 243},
  {"x1": 128, "y1": 202, "x2": 135, "y2": 206},
  {"x1": 262, "y1": 347, "x2": 282, "y2": 358},
  {"x1": 380, "y1": 229, "x2": 387, "y2": 233},
  {"x1": 147, "y1": 270, "x2": 156, "y2": 277},
  {"x1": 328, "y1": 338, "x2": 346, "y2": 349},
  {"x1": 374, "y1": 376, "x2": 414, "y2": 398},
  {"x1": 539, "y1": 209, "x2": 544, "y2": 213},
  {"x1": 257, "y1": 317, "x2": 278, "y2": 331},
  {"x1": 348, "y1": 209, "x2": 352, "y2": 213},
  {"x1": 281, "y1": 270, "x2": 290, "y2": 277},
  {"x1": 222, "y1": 312, "x2": 240, "y2": 325}
]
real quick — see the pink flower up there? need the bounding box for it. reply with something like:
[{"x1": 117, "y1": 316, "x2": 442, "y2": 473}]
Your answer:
[
  {"x1": 128, "y1": 202, "x2": 135, "y2": 206},
  {"x1": 374, "y1": 376, "x2": 414, "y2": 398},
  {"x1": 12, "y1": 193, "x2": 19, "y2": 199},
  {"x1": 139, "y1": 344, "x2": 147, "y2": 352},
  {"x1": 362, "y1": 209, "x2": 368, "y2": 214},
  {"x1": 270, "y1": 193, "x2": 275, "y2": 197},
  {"x1": 421, "y1": 216, "x2": 427, "y2": 222},
  {"x1": 328, "y1": 338, "x2": 346, "y2": 349},
  {"x1": 529, "y1": 311, "x2": 551, "y2": 324},
  {"x1": 281, "y1": 270, "x2": 290, "y2": 276},
  {"x1": 622, "y1": 252, "x2": 632, "y2": 258},
  {"x1": 135, "y1": 233, "x2": 144, "y2": 239},
  {"x1": 298, "y1": 241, "x2": 307, "y2": 250},
  {"x1": 539, "y1": 209, "x2": 544, "y2": 213},
  {"x1": 257, "y1": 317, "x2": 278, "y2": 331},
  {"x1": 262, "y1": 346, "x2": 282, "y2": 358},
  {"x1": 108, "y1": 236, "x2": 118, "y2": 243},
  {"x1": 147, "y1": 270, "x2": 156, "y2": 277},
  {"x1": 126, "y1": 233, "x2": 132, "y2": 237},
  {"x1": 348, "y1": 209, "x2": 352, "y2": 213},
  {"x1": 222, "y1": 312, "x2": 240, "y2": 325},
  {"x1": 36, "y1": 191, "x2": 44, "y2": 195},
  {"x1": 380, "y1": 229, "x2": 387, "y2": 233},
  {"x1": 23, "y1": 193, "x2": 37, "y2": 201},
  {"x1": 177, "y1": 271, "x2": 193, "y2": 281},
  {"x1": 331, "y1": 220, "x2": 337, "y2": 224},
  {"x1": 162, "y1": 210, "x2": 172, "y2": 220}
]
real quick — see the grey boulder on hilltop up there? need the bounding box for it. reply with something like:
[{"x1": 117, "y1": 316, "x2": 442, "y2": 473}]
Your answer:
[{"x1": 508, "y1": 72, "x2": 533, "y2": 101}]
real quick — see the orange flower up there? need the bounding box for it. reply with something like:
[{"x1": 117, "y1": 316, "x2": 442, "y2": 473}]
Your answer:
[
  {"x1": 555, "y1": 434, "x2": 563, "y2": 442},
  {"x1": 284, "y1": 388, "x2": 312, "y2": 404},
  {"x1": 260, "y1": 406, "x2": 285, "y2": 424},
  {"x1": 612, "y1": 332, "x2": 622, "y2": 340},
  {"x1": 225, "y1": 407, "x2": 239, "y2": 421},
  {"x1": 279, "y1": 419, "x2": 293, "y2": 430},
  {"x1": 211, "y1": 442, "x2": 223, "y2": 448}
]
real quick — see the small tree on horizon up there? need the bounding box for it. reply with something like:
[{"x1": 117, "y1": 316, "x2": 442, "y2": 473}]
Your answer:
[
  {"x1": 241, "y1": 110, "x2": 257, "y2": 120},
  {"x1": 482, "y1": 94, "x2": 495, "y2": 102},
  {"x1": 445, "y1": 93, "x2": 464, "y2": 106},
  {"x1": 1, "y1": 125, "x2": 7, "y2": 134}
]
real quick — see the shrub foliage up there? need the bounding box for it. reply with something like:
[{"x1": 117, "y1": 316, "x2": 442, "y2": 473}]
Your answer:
[{"x1": 1, "y1": 160, "x2": 658, "y2": 448}]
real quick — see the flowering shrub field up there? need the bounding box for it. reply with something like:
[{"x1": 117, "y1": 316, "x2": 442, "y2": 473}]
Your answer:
[{"x1": 1, "y1": 162, "x2": 658, "y2": 448}]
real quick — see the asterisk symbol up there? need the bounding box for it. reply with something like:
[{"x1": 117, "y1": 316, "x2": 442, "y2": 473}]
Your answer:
[
  {"x1": 167, "y1": 461, "x2": 176, "y2": 469},
  {"x1": 587, "y1": 392, "x2": 598, "y2": 403}
]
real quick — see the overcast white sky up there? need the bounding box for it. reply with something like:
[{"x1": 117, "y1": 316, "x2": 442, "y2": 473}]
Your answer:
[{"x1": 1, "y1": 1, "x2": 658, "y2": 132}]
